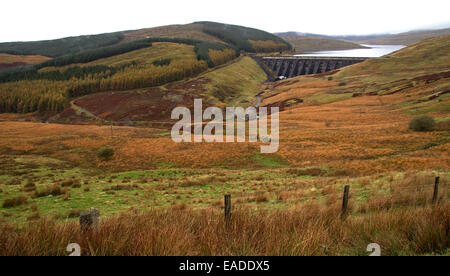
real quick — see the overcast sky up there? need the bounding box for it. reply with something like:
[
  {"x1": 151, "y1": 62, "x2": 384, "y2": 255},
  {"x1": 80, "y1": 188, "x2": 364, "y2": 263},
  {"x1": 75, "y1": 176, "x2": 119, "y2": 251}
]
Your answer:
[{"x1": 1, "y1": 0, "x2": 449, "y2": 42}]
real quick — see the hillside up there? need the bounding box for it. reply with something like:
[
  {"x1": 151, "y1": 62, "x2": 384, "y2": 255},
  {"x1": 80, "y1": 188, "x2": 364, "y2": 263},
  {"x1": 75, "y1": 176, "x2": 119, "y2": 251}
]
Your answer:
[
  {"x1": 262, "y1": 35, "x2": 450, "y2": 115},
  {"x1": 0, "y1": 21, "x2": 294, "y2": 117},
  {"x1": 361, "y1": 28, "x2": 450, "y2": 45},
  {"x1": 126, "y1": 22, "x2": 292, "y2": 53},
  {"x1": 0, "y1": 22, "x2": 291, "y2": 61},
  {"x1": 0, "y1": 53, "x2": 50, "y2": 69},
  {"x1": 0, "y1": 33, "x2": 125, "y2": 57},
  {"x1": 279, "y1": 35, "x2": 367, "y2": 53},
  {"x1": 0, "y1": 26, "x2": 449, "y2": 257},
  {"x1": 53, "y1": 56, "x2": 266, "y2": 124},
  {"x1": 123, "y1": 23, "x2": 224, "y2": 43},
  {"x1": 277, "y1": 27, "x2": 450, "y2": 46},
  {"x1": 0, "y1": 38, "x2": 238, "y2": 114}
]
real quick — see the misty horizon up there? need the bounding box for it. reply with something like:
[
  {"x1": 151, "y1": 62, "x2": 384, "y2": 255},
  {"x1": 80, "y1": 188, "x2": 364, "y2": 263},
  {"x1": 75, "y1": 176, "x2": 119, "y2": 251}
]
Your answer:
[{"x1": 1, "y1": 0, "x2": 449, "y2": 43}]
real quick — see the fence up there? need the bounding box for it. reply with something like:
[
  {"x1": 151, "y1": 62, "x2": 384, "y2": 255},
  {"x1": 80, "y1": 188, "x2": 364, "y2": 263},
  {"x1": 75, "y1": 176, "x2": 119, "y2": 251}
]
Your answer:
[{"x1": 79, "y1": 177, "x2": 446, "y2": 230}]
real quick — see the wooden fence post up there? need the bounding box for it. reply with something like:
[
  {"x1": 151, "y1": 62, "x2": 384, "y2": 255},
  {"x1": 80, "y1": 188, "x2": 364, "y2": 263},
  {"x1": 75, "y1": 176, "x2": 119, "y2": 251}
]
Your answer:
[
  {"x1": 341, "y1": 185, "x2": 350, "y2": 218},
  {"x1": 432, "y1": 177, "x2": 440, "y2": 204},
  {"x1": 224, "y1": 194, "x2": 231, "y2": 222},
  {"x1": 80, "y1": 208, "x2": 99, "y2": 232}
]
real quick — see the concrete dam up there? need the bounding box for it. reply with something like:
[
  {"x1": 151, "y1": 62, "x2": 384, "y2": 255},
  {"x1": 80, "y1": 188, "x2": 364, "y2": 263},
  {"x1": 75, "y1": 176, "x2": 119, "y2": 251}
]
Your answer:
[{"x1": 253, "y1": 56, "x2": 368, "y2": 81}]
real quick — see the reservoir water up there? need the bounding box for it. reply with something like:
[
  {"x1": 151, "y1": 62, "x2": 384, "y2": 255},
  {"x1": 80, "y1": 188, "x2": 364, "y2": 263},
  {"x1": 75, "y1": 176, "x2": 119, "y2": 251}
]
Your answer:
[{"x1": 294, "y1": 44, "x2": 406, "y2": 58}]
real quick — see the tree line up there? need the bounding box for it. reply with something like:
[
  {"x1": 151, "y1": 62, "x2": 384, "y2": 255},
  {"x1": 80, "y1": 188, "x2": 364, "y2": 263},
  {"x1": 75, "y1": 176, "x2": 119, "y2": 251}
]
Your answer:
[
  {"x1": 199, "y1": 21, "x2": 292, "y2": 53},
  {"x1": 0, "y1": 38, "x2": 237, "y2": 83},
  {"x1": 0, "y1": 80, "x2": 68, "y2": 113},
  {"x1": 0, "y1": 33, "x2": 125, "y2": 58},
  {"x1": 0, "y1": 38, "x2": 238, "y2": 114}
]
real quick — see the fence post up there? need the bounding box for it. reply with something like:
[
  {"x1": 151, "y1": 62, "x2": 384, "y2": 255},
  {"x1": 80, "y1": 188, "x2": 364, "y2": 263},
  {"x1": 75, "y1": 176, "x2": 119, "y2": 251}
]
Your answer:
[
  {"x1": 80, "y1": 208, "x2": 99, "y2": 232},
  {"x1": 341, "y1": 185, "x2": 350, "y2": 218},
  {"x1": 432, "y1": 177, "x2": 440, "y2": 204},
  {"x1": 224, "y1": 194, "x2": 231, "y2": 222}
]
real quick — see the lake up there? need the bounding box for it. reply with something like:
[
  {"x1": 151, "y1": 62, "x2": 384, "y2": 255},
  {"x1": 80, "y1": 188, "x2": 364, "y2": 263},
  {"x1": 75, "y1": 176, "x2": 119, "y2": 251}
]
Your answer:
[{"x1": 294, "y1": 44, "x2": 406, "y2": 58}]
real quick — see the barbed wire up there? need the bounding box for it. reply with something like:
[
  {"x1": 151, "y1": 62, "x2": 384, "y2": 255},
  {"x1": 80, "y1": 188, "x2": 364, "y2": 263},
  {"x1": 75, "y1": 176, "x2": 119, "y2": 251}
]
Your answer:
[{"x1": 265, "y1": 182, "x2": 447, "y2": 202}]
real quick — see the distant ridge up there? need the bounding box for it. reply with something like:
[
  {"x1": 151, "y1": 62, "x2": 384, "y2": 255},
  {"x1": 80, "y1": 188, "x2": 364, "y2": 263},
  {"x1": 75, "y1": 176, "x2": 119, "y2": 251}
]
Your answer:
[
  {"x1": 0, "y1": 21, "x2": 292, "y2": 59},
  {"x1": 276, "y1": 27, "x2": 450, "y2": 46}
]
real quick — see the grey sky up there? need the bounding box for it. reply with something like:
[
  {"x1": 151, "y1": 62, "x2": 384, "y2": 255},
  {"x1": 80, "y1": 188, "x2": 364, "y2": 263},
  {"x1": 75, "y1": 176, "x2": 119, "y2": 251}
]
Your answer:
[{"x1": 1, "y1": 0, "x2": 449, "y2": 42}]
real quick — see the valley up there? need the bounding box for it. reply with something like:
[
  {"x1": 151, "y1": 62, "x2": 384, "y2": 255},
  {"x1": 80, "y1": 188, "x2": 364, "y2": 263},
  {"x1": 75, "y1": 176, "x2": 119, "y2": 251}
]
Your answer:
[{"x1": 0, "y1": 21, "x2": 448, "y2": 256}]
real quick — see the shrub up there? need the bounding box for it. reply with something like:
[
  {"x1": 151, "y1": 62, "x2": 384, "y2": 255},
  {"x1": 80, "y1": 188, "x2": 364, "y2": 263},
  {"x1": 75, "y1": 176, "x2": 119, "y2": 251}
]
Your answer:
[
  {"x1": 22, "y1": 182, "x2": 37, "y2": 192},
  {"x1": 34, "y1": 185, "x2": 65, "y2": 198},
  {"x1": 152, "y1": 58, "x2": 171, "y2": 67},
  {"x1": 97, "y1": 147, "x2": 115, "y2": 161},
  {"x1": 338, "y1": 82, "x2": 347, "y2": 86},
  {"x1": 409, "y1": 116, "x2": 435, "y2": 132},
  {"x1": 2, "y1": 195, "x2": 28, "y2": 208}
]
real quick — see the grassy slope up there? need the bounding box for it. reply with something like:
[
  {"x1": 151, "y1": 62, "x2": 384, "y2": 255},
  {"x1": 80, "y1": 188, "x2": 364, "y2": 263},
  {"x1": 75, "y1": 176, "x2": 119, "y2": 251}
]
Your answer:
[
  {"x1": 87, "y1": 42, "x2": 196, "y2": 66},
  {"x1": 0, "y1": 27, "x2": 449, "y2": 257},
  {"x1": 334, "y1": 35, "x2": 450, "y2": 116},
  {"x1": 126, "y1": 22, "x2": 292, "y2": 53},
  {"x1": 267, "y1": 35, "x2": 450, "y2": 114},
  {"x1": 281, "y1": 36, "x2": 367, "y2": 53},
  {"x1": 124, "y1": 23, "x2": 224, "y2": 43},
  {"x1": 48, "y1": 55, "x2": 265, "y2": 124},
  {"x1": 39, "y1": 42, "x2": 197, "y2": 72},
  {"x1": 0, "y1": 33, "x2": 125, "y2": 57},
  {"x1": 362, "y1": 28, "x2": 450, "y2": 45},
  {"x1": 0, "y1": 53, "x2": 50, "y2": 65},
  {"x1": 200, "y1": 56, "x2": 267, "y2": 106}
]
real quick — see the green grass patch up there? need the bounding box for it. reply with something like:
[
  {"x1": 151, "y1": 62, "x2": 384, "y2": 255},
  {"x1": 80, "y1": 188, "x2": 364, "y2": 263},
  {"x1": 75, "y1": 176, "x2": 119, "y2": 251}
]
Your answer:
[
  {"x1": 250, "y1": 154, "x2": 289, "y2": 168},
  {"x1": 306, "y1": 92, "x2": 354, "y2": 104}
]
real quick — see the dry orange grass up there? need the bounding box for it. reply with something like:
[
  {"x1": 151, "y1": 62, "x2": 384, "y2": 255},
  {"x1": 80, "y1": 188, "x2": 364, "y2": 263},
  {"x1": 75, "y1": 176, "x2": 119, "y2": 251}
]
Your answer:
[
  {"x1": 273, "y1": 92, "x2": 449, "y2": 175},
  {"x1": 0, "y1": 67, "x2": 448, "y2": 174},
  {"x1": 0, "y1": 203, "x2": 448, "y2": 256},
  {"x1": 123, "y1": 23, "x2": 223, "y2": 43},
  {"x1": 0, "y1": 53, "x2": 51, "y2": 65},
  {"x1": 262, "y1": 78, "x2": 338, "y2": 105}
]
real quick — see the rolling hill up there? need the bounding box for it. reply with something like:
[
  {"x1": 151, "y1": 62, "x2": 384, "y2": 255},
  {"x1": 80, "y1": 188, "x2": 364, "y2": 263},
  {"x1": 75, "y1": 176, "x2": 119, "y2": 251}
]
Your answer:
[
  {"x1": 0, "y1": 21, "x2": 292, "y2": 116},
  {"x1": 0, "y1": 53, "x2": 50, "y2": 69},
  {"x1": 0, "y1": 23, "x2": 449, "y2": 257},
  {"x1": 0, "y1": 22, "x2": 283, "y2": 121},
  {"x1": 277, "y1": 35, "x2": 367, "y2": 53},
  {"x1": 360, "y1": 28, "x2": 450, "y2": 45},
  {"x1": 0, "y1": 22, "x2": 291, "y2": 59},
  {"x1": 277, "y1": 27, "x2": 450, "y2": 47},
  {"x1": 0, "y1": 33, "x2": 125, "y2": 57}
]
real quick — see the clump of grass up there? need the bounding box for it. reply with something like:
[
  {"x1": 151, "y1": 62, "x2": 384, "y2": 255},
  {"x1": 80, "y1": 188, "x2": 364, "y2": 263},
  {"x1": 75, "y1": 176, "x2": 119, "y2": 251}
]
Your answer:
[
  {"x1": 255, "y1": 193, "x2": 269, "y2": 203},
  {"x1": 7, "y1": 179, "x2": 21, "y2": 186},
  {"x1": 171, "y1": 202, "x2": 188, "y2": 211},
  {"x1": 61, "y1": 179, "x2": 81, "y2": 188},
  {"x1": 63, "y1": 193, "x2": 70, "y2": 201},
  {"x1": 103, "y1": 184, "x2": 138, "y2": 192},
  {"x1": 97, "y1": 147, "x2": 115, "y2": 161},
  {"x1": 22, "y1": 182, "x2": 37, "y2": 192},
  {"x1": 288, "y1": 168, "x2": 326, "y2": 177},
  {"x1": 27, "y1": 212, "x2": 40, "y2": 221},
  {"x1": 409, "y1": 116, "x2": 435, "y2": 132},
  {"x1": 34, "y1": 185, "x2": 65, "y2": 198},
  {"x1": 2, "y1": 195, "x2": 28, "y2": 208},
  {"x1": 67, "y1": 209, "x2": 88, "y2": 218},
  {"x1": 180, "y1": 176, "x2": 218, "y2": 187}
]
